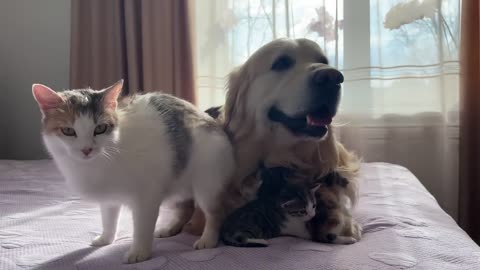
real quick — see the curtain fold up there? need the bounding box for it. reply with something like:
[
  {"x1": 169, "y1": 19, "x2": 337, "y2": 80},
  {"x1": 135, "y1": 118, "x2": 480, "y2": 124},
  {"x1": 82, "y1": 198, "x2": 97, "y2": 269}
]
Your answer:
[
  {"x1": 459, "y1": 0, "x2": 480, "y2": 243},
  {"x1": 70, "y1": 0, "x2": 196, "y2": 103}
]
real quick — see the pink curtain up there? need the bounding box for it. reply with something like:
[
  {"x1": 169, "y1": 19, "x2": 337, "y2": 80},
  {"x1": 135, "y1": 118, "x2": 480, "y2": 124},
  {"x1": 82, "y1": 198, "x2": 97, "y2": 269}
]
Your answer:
[{"x1": 70, "y1": 0, "x2": 196, "y2": 103}]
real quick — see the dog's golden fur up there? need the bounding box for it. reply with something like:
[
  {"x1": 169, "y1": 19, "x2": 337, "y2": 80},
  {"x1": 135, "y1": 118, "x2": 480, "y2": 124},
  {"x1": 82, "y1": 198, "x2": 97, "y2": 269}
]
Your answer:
[{"x1": 184, "y1": 38, "x2": 361, "y2": 238}]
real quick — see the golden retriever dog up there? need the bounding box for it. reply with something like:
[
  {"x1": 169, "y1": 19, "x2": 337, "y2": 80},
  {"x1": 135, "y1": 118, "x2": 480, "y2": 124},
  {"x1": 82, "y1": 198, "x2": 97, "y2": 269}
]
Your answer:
[{"x1": 183, "y1": 38, "x2": 362, "y2": 242}]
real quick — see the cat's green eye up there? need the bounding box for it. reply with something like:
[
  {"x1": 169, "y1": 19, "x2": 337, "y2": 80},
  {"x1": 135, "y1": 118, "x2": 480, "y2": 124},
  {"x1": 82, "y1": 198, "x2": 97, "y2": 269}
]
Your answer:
[
  {"x1": 61, "y1": 127, "x2": 76, "y2": 137},
  {"x1": 94, "y1": 124, "x2": 108, "y2": 135}
]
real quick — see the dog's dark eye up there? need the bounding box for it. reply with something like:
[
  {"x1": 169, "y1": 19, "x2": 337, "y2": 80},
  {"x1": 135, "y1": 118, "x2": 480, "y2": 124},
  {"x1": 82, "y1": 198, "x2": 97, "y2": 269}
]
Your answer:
[
  {"x1": 271, "y1": 55, "x2": 295, "y2": 71},
  {"x1": 312, "y1": 204, "x2": 316, "y2": 208}
]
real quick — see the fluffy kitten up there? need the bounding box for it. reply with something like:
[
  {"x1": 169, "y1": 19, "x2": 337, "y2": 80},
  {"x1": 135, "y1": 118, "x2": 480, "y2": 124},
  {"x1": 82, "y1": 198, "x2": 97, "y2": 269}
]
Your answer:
[
  {"x1": 32, "y1": 80, "x2": 235, "y2": 263},
  {"x1": 221, "y1": 166, "x2": 320, "y2": 247}
]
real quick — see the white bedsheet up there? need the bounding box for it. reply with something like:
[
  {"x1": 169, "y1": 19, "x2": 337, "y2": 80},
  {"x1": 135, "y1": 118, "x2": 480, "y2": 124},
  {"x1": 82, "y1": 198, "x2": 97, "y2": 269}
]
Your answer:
[{"x1": 0, "y1": 160, "x2": 479, "y2": 270}]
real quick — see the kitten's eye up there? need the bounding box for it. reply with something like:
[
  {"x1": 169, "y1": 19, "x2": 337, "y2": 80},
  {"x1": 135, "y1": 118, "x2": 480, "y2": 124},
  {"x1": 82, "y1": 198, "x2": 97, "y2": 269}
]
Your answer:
[
  {"x1": 312, "y1": 204, "x2": 316, "y2": 209},
  {"x1": 94, "y1": 124, "x2": 108, "y2": 135},
  {"x1": 61, "y1": 127, "x2": 76, "y2": 137},
  {"x1": 271, "y1": 55, "x2": 295, "y2": 71}
]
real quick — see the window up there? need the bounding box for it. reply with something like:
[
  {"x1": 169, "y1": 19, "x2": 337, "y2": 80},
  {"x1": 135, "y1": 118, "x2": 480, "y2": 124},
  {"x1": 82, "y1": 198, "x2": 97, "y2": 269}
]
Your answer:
[{"x1": 195, "y1": 0, "x2": 460, "y2": 123}]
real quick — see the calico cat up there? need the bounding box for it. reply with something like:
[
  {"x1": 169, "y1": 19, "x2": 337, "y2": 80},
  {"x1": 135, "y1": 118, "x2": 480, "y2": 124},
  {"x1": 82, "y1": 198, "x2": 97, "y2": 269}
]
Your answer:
[
  {"x1": 32, "y1": 80, "x2": 235, "y2": 263},
  {"x1": 221, "y1": 166, "x2": 321, "y2": 247}
]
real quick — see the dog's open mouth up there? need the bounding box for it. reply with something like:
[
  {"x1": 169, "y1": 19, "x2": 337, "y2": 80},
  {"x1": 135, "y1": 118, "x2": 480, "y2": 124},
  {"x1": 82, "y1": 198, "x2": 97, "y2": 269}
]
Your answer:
[{"x1": 268, "y1": 106, "x2": 333, "y2": 138}]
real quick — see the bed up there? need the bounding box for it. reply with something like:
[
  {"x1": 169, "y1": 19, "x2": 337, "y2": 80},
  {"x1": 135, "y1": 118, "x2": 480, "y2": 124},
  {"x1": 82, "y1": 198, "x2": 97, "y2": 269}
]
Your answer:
[{"x1": 0, "y1": 160, "x2": 479, "y2": 270}]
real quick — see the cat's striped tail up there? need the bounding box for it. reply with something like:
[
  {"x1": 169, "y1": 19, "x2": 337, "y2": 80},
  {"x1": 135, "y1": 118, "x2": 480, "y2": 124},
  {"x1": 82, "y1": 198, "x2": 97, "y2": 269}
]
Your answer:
[{"x1": 222, "y1": 232, "x2": 269, "y2": 248}]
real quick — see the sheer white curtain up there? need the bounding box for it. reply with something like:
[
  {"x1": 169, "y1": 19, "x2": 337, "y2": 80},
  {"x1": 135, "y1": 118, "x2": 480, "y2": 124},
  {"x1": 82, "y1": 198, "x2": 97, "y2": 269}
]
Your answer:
[{"x1": 194, "y1": 0, "x2": 460, "y2": 219}]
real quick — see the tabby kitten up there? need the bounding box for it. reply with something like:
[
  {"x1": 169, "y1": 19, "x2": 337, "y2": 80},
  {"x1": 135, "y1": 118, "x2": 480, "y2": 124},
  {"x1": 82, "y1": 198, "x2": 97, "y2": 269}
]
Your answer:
[{"x1": 221, "y1": 166, "x2": 321, "y2": 247}]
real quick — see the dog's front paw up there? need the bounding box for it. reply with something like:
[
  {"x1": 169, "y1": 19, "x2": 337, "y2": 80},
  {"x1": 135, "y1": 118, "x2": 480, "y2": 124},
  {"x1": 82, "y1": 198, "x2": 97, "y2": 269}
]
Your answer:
[
  {"x1": 351, "y1": 220, "x2": 363, "y2": 241},
  {"x1": 154, "y1": 224, "x2": 182, "y2": 238},
  {"x1": 334, "y1": 236, "x2": 357, "y2": 245},
  {"x1": 183, "y1": 221, "x2": 204, "y2": 236},
  {"x1": 193, "y1": 236, "x2": 218, "y2": 249},
  {"x1": 91, "y1": 234, "x2": 114, "y2": 247},
  {"x1": 123, "y1": 247, "x2": 152, "y2": 264}
]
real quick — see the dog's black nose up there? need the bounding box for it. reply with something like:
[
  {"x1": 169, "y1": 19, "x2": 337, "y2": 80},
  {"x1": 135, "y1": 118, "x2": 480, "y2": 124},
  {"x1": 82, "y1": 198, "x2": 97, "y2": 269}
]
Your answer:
[{"x1": 312, "y1": 68, "x2": 344, "y2": 86}]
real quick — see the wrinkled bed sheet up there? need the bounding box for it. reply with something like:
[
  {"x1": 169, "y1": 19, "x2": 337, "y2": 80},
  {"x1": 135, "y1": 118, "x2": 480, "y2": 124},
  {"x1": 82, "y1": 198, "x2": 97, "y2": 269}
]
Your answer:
[{"x1": 0, "y1": 160, "x2": 479, "y2": 270}]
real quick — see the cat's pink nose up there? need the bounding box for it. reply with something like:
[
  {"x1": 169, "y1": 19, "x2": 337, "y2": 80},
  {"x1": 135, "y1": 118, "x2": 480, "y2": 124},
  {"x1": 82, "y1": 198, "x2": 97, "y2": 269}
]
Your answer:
[{"x1": 81, "y1": 148, "x2": 93, "y2": 156}]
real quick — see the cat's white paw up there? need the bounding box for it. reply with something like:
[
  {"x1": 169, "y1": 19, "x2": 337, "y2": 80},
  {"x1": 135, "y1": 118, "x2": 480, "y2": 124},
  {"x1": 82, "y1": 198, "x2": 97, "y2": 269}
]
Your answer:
[
  {"x1": 193, "y1": 236, "x2": 218, "y2": 249},
  {"x1": 154, "y1": 225, "x2": 182, "y2": 238},
  {"x1": 91, "y1": 235, "x2": 114, "y2": 247},
  {"x1": 123, "y1": 247, "x2": 152, "y2": 264}
]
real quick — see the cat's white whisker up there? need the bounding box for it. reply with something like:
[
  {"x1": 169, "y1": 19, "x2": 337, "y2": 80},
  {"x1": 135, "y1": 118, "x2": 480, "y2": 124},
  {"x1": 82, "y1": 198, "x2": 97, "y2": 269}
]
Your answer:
[
  {"x1": 104, "y1": 145, "x2": 126, "y2": 154},
  {"x1": 103, "y1": 147, "x2": 119, "y2": 154},
  {"x1": 101, "y1": 151, "x2": 113, "y2": 160}
]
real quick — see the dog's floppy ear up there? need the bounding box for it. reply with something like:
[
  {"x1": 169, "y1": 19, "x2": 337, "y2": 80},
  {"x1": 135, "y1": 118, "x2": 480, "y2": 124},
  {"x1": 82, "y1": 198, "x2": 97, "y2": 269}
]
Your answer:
[{"x1": 224, "y1": 65, "x2": 252, "y2": 139}]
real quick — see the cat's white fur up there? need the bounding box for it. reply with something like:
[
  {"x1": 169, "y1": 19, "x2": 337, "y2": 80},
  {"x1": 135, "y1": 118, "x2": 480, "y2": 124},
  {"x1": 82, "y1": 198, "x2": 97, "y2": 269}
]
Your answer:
[
  {"x1": 281, "y1": 217, "x2": 311, "y2": 240},
  {"x1": 36, "y1": 83, "x2": 235, "y2": 263},
  {"x1": 280, "y1": 186, "x2": 317, "y2": 240}
]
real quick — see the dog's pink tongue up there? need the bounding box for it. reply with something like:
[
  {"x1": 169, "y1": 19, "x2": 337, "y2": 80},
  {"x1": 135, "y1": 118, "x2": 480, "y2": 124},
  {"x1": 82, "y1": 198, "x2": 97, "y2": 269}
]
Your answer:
[{"x1": 307, "y1": 115, "x2": 332, "y2": 126}]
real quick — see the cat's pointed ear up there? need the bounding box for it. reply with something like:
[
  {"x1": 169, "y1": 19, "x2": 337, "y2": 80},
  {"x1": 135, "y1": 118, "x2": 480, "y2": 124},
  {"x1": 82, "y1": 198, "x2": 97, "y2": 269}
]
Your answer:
[
  {"x1": 32, "y1": 84, "x2": 64, "y2": 113},
  {"x1": 103, "y1": 79, "x2": 124, "y2": 110},
  {"x1": 310, "y1": 183, "x2": 322, "y2": 193},
  {"x1": 281, "y1": 200, "x2": 295, "y2": 208}
]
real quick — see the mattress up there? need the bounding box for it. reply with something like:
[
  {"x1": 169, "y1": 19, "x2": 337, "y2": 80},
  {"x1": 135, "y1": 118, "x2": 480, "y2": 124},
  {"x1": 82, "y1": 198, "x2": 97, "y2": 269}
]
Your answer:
[{"x1": 0, "y1": 160, "x2": 479, "y2": 270}]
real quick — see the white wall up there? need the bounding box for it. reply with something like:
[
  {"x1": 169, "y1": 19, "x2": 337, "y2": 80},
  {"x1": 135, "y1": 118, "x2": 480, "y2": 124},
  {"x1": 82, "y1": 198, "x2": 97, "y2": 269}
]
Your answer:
[{"x1": 0, "y1": 0, "x2": 71, "y2": 159}]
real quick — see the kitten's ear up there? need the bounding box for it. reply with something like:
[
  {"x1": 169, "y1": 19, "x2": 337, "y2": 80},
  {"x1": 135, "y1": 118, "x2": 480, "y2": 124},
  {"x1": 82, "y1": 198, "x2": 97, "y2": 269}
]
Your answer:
[
  {"x1": 32, "y1": 84, "x2": 64, "y2": 113},
  {"x1": 310, "y1": 183, "x2": 322, "y2": 193},
  {"x1": 281, "y1": 200, "x2": 296, "y2": 208},
  {"x1": 103, "y1": 79, "x2": 124, "y2": 110}
]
